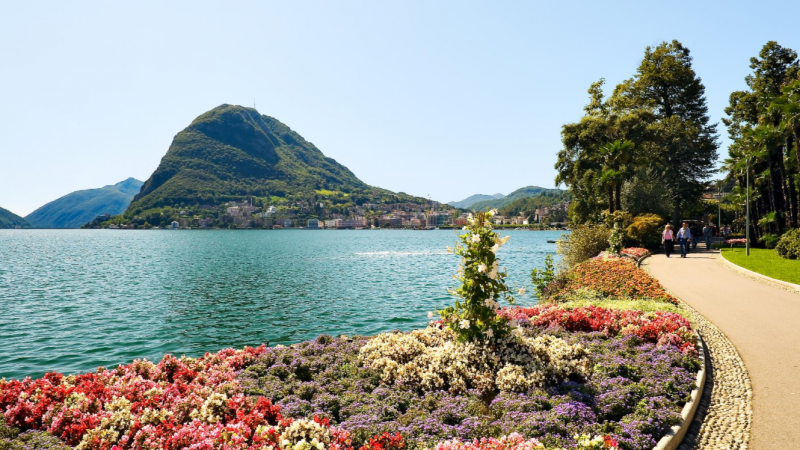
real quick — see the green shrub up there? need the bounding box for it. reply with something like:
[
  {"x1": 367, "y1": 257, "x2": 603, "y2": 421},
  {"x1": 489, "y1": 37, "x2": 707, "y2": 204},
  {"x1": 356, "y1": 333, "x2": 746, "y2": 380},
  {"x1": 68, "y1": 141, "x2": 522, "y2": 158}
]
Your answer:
[
  {"x1": 776, "y1": 228, "x2": 800, "y2": 259},
  {"x1": 557, "y1": 224, "x2": 611, "y2": 268},
  {"x1": 760, "y1": 233, "x2": 780, "y2": 249},
  {"x1": 625, "y1": 214, "x2": 665, "y2": 249},
  {"x1": 531, "y1": 254, "x2": 556, "y2": 299}
]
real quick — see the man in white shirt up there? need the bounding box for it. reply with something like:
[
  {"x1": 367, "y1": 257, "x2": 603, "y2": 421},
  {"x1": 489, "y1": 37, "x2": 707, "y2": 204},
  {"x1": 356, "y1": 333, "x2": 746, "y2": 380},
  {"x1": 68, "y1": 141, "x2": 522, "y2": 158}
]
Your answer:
[{"x1": 677, "y1": 222, "x2": 693, "y2": 258}]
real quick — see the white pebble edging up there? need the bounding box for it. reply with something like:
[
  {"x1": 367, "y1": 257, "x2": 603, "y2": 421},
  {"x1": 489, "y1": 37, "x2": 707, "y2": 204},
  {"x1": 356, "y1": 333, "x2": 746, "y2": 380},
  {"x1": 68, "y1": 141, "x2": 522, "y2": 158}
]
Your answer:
[{"x1": 653, "y1": 333, "x2": 706, "y2": 450}]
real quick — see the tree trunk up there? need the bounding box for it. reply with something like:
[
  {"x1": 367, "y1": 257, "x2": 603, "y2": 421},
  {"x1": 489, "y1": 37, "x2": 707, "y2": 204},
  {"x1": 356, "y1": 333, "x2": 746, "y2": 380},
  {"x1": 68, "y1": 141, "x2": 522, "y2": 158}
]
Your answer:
[
  {"x1": 615, "y1": 183, "x2": 622, "y2": 214},
  {"x1": 608, "y1": 186, "x2": 615, "y2": 214},
  {"x1": 768, "y1": 142, "x2": 787, "y2": 233}
]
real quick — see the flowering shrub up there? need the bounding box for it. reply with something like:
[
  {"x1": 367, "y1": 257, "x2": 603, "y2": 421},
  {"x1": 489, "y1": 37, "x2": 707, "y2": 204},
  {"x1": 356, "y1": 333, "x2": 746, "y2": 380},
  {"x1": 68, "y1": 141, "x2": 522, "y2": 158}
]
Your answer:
[
  {"x1": 358, "y1": 326, "x2": 588, "y2": 394},
  {"x1": 726, "y1": 238, "x2": 748, "y2": 246},
  {"x1": 553, "y1": 258, "x2": 678, "y2": 304},
  {"x1": 440, "y1": 210, "x2": 516, "y2": 342},
  {"x1": 499, "y1": 305, "x2": 697, "y2": 355},
  {"x1": 0, "y1": 345, "x2": 398, "y2": 450},
  {"x1": 620, "y1": 248, "x2": 649, "y2": 259}
]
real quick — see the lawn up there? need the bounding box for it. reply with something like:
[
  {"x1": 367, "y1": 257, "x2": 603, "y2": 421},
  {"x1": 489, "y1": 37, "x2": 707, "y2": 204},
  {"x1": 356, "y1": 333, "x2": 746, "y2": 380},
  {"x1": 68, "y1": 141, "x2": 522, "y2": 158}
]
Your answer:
[{"x1": 721, "y1": 247, "x2": 800, "y2": 285}]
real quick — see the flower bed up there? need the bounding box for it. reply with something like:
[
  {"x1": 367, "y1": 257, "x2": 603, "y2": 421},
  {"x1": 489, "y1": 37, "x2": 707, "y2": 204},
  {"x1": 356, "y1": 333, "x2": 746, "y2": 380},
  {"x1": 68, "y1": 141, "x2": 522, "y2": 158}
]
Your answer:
[
  {"x1": 0, "y1": 345, "x2": 396, "y2": 450},
  {"x1": 499, "y1": 305, "x2": 697, "y2": 356},
  {"x1": 553, "y1": 258, "x2": 678, "y2": 305},
  {"x1": 620, "y1": 248, "x2": 649, "y2": 259},
  {"x1": 238, "y1": 328, "x2": 698, "y2": 450},
  {"x1": 725, "y1": 238, "x2": 748, "y2": 247}
]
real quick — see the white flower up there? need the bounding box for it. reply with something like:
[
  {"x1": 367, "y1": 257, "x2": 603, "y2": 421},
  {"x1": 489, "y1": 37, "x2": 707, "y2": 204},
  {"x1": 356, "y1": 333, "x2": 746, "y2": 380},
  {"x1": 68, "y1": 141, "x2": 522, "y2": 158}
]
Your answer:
[
  {"x1": 485, "y1": 328, "x2": 494, "y2": 338},
  {"x1": 491, "y1": 209, "x2": 498, "y2": 215},
  {"x1": 459, "y1": 319, "x2": 470, "y2": 329},
  {"x1": 477, "y1": 263, "x2": 488, "y2": 273},
  {"x1": 518, "y1": 287, "x2": 526, "y2": 295},
  {"x1": 471, "y1": 233, "x2": 480, "y2": 243},
  {"x1": 500, "y1": 235, "x2": 511, "y2": 245},
  {"x1": 427, "y1": 311, "x2": 434, "y2": 319},
  {"x1": 462, "y1": 226, "x2": 468, "y2": 231},
  {"x1": 488, "y1": 261, "x2": 499, "y2": 279},
  {"x1": 490, "y1": 243, "x2": 500, "y2": 253}
]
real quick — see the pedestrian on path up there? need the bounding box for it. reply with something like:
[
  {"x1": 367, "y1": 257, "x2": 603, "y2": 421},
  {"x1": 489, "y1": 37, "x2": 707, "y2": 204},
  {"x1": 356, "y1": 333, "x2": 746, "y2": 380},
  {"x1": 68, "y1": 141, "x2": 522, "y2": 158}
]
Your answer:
[
  {"x1": 677, "y1": 222, "x2": 692, "y2": 258},
  {"x1": 703, "y1": 223, "x2": 712, "y2": 250},
  {"x1": 662, "y1": 224, "x2": 675, "y2": 257}
]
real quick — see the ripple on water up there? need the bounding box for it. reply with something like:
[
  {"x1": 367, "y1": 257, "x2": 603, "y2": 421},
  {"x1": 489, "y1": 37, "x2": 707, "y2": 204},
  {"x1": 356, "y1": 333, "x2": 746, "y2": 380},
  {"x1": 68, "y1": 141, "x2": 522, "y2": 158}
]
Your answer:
[{"x1": 0, "y1": 229, "x2": 563, "y2": 379}]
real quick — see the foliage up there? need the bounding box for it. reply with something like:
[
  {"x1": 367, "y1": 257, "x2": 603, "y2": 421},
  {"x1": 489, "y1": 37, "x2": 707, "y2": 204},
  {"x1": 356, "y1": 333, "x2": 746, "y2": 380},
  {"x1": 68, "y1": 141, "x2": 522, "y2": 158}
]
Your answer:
[
  {"x1": 620, "y1": 248, "x2": 650, "y2": 259},
  {"x1": 439, "y1": 210, "x2": 515, "y2": 342},
  {"x1": 359, "y1": 326, "x2": 588, "y2": 394},
  {"x1": 496, "y1": 191, "x2": 571, "y2": 223},
  {"x1": 25, "y1": 178, "x2": 143, "y2": 229},
  {"x1": 554, "y1": 290, "x2": 691, "y2": 320},
  {"x1": 530, "y1": 255, "x2": 557, "y2": 300},
  {"x1": 776, "y1": 228, "x2": 800, "y2": 259},
  {"x1": 0, "y1": 207, "x2": 29, "y2": 229},
  {"x1": 625, "y1": 214, "x2": 664, "y2": 249},
  {"x1": 723, "y1": 41, "x2": 800, "y2": 238},
  {"x1": 500, "y1": 305, "x2": 696, "y2": 356},
  {"x1": 556, "y1": 40, "x2": 718, "y2": 224},
  {"x1": 239, "y1": 328, "x2": 697, "y2": 450},
  {"x1": 607, "y1": 224, "x2": 625, "y2": 255},
  {"x1": 0, "y1": 416, "x2": 69, "y2": 449},
  {"x1": 467, "y1": 187, "x2": 566, "y2": 212},
  {"x1": 558, "y1": 225, "x2": 611, "y2": 269},
  {"x1": 552, "y1": 258, "x2": 678, "y2": 305},
  {"x1": 722, "y1": 248, "x2": 800, "y2": 285},
  {"x1": 123, "y1": 105, "x2": 429, "y2": 220},
  {"x1": 759, "y1": 233, "x2": 780, "y2": 249}
]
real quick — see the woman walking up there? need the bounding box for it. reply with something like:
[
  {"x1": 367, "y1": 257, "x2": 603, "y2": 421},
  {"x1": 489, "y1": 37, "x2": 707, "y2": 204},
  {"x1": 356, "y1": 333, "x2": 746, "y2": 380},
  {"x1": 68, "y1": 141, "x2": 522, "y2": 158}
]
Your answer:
[{"x1": 662, "y1": 224, "x2": 675, "y2": 258}]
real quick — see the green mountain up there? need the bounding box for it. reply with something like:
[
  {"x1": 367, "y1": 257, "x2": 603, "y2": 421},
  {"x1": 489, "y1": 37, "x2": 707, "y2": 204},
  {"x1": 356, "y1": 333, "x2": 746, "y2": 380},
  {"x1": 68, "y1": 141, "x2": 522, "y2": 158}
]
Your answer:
[
  {"x1": 467, "y1": 186, "x2": 566, "y2": 211},
  {"x1": 0, "y1": 206, "x2": 30, "y2": 229},
  {"x1": 127, "y1": 104, "x2": 425, "y2": 217},
  {"x1": 26, "y1": 178, "x2": 143, "y2": 228},
  {"x1": 448, "y1": 193, "x2": 505, "y2": 209}
]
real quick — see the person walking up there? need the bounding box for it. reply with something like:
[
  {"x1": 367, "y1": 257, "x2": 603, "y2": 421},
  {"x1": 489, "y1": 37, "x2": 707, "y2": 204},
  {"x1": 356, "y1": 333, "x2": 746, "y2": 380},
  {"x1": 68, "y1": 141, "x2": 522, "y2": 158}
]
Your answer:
[
  {"x1": 662, "y1": 224, "x2": 675, "y2": 257},
  {"x1": 677, "y1": 222, "x2": 693, "y2": 258},
  {"x1": 703, "y1": 222, "x2": 712, "y2": 250}
]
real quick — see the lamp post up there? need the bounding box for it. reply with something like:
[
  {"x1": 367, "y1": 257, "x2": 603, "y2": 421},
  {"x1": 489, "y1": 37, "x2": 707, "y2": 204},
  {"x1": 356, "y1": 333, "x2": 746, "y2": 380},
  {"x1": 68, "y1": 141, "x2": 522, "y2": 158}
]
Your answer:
[{"x1": 746, "y1": 158, "x2": 750, "y2": 257}]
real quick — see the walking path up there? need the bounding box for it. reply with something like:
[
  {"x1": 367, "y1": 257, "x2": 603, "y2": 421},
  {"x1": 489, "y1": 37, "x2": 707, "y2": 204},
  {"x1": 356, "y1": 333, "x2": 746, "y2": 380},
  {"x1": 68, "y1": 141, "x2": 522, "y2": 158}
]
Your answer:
[{"x1": 647, "y1": 250, "x2": 800, "y2": 449}]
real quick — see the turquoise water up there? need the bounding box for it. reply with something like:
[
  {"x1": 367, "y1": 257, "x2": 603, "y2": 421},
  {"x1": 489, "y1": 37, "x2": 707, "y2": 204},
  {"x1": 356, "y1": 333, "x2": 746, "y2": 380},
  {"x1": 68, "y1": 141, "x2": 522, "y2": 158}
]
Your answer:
[{"x1": 0, "y1": 229, "x2": 561, "y2": 380}]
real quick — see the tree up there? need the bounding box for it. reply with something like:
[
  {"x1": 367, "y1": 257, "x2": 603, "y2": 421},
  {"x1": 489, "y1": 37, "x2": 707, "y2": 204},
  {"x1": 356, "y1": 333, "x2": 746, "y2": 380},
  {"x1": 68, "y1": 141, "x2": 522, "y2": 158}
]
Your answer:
[
  {"x1": 618, "y1": 40, "x2": 719, "y2": 225},
  {"x1": 723, "y1": 41, "x2": 799, "y2": 235}
]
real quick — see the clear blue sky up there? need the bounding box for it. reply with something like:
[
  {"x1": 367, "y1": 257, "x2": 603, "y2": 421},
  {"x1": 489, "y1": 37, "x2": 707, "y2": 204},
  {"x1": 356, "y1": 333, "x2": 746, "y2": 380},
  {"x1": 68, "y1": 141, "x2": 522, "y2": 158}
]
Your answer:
[{"x1": 1, "y1": 1, "x2": 798, "y2": 216}]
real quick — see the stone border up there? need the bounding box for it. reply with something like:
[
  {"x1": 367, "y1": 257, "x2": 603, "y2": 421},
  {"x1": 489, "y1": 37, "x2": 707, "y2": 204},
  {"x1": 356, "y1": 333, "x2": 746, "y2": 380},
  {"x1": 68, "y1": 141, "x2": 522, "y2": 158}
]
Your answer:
[
  {"x1": 718, "y1": 252, "x2": 800, "y2": 294},
  {"x1": 653, "y1": 333, "x2": 707, "y2": 450}
]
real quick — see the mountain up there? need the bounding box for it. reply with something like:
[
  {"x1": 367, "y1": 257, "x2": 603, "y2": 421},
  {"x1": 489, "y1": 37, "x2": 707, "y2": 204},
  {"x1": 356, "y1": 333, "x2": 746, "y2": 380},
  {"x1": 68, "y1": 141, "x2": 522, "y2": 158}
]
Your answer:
[
  {"x1": 468, "y1": 186, "x2": 566, "y2": 211},
  {"x1": 0, "y1": 206, "x2": 30, "y2": 229},
  {"x1": 127, "y1": 104, "x2": 426, "y2": 217},
  {"x1": 448, "y1": 193, "x2": 505, "y2": 209},
  {"x1": 25, "y1": 178, "x2": 143, "y2": 228}
]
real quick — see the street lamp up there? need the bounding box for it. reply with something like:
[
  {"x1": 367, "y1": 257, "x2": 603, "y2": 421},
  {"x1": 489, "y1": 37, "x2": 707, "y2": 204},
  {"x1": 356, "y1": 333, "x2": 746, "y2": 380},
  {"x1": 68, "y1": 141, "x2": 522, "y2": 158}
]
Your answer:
[{"x1": 746, "y1": 158, "x2": 750, "y2": 257}]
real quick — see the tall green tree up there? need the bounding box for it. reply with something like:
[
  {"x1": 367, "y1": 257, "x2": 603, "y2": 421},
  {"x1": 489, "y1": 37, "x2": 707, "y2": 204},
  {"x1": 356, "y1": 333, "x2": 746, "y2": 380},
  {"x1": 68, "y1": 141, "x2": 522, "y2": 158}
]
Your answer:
[
  {"x1": 617, "y1": 40, "x2": 719, "y2": 225},
  {"x1": 723, "y1": 41, "x2": 799, "y2": 235}
]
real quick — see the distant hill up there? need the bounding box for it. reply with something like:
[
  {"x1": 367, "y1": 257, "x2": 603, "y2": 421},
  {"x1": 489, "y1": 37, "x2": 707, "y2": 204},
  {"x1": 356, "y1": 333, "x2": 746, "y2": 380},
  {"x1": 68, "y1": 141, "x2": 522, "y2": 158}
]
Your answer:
[
  {"x1": 26, "y1": 178, "x2": 143, "y2": 228},
  {"x1": 127, "y1": 104, "x2": 427, "y2": 216},
  {"x1": 0, "y1": 206, "x2": 30, "y2": 229},
  {"x1": 448, "y1": 193, "x2": 505, "y2": 209},
  {"x1": 467, "y1": 186, "x2": 566, "y2": 211}
]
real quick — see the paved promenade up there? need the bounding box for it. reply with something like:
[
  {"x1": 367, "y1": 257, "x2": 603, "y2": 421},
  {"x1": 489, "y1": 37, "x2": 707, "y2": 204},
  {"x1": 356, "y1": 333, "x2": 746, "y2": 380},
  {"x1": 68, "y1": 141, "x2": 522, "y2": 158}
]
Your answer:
[{"x1": 648, "y1": 251, "x2": 800, "y2": 449}]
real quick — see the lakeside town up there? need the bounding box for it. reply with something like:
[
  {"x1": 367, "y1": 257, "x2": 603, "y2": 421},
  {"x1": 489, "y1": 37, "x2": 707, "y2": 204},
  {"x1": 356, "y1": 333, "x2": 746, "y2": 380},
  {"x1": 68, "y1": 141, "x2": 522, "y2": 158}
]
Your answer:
[{"x1": 94, "y1": 198, "x2": 571, "y2": 230}]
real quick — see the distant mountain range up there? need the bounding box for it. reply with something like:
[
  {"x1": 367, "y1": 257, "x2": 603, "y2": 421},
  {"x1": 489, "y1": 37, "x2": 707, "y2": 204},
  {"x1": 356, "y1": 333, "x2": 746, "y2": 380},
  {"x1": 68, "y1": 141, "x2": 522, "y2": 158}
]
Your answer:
[
  {"x1": 126, "y1": 104, "x2": 427, "y2": 218},
  {"x1": 25, "y1": 178, "x2": 143, "y2": 229},
  {"x1": 448, "y1": 193, "x2": 505, "y2": 209},
  {"x1": 0, "y1": 206, "x2": 30, "y2": 229},
  {"x1": 450, "y1": 186, "x2": 566, "y2": 211}
]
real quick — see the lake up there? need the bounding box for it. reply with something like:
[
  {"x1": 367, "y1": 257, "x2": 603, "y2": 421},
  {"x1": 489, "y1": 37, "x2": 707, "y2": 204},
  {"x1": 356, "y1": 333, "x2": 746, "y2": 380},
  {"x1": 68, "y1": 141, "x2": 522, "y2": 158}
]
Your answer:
[{"x1": 0, "y1": 229, "x2": 561, "y2": 380}]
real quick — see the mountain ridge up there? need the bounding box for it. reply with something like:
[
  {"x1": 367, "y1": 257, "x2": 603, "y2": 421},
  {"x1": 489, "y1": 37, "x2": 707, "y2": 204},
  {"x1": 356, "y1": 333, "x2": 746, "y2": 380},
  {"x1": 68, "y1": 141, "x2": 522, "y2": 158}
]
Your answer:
[
  {"x1": 0, "y1": 206, "x2": 30, "y2": 229},
  {"x1": 26, "y1": 178, "x2": 143, "y2": 228}
]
